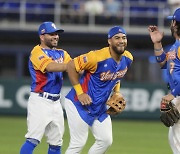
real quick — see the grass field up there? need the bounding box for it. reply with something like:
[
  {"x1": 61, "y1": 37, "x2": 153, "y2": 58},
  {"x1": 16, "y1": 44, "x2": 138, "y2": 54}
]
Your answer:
[{"x1": 0, "y1": 116, "x2": 172, "y2": 154}]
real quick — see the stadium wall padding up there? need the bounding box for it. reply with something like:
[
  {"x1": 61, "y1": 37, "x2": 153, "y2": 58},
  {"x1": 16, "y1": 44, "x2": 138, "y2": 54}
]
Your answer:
[{"x1": 0, "y1": 79, "x2": 168, "y2": 120}]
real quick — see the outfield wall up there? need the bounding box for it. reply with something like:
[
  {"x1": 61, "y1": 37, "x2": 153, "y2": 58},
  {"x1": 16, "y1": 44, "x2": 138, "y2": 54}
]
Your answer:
[{"x1": 0, "y1": 79, "x2": 168, "y2": 120}]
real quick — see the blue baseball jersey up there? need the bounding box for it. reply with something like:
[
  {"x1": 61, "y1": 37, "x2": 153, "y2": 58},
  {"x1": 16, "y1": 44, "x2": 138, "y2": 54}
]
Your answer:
[
  {"x1": 163, "y1": 40, "x2": 180, "y2": 96},
  {"x1": 29, "y1": 45, "x2": 71, "y2": 94},
  {"x1": 66, "y1": 47, "x2": 133, "y2": 126}
]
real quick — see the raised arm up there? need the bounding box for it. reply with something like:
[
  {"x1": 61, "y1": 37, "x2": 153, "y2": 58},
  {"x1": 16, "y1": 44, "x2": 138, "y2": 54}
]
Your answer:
[{"x1": 148, "y1": 25, "x2": 166, "y2": 68}]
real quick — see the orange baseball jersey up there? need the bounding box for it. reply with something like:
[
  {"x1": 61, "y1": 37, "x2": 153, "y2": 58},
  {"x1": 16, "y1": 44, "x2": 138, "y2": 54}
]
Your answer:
[
  {"x1": 29, "y1": 45, "x2": 71, "y2": 94},
  {"x1": 66, "y1": 47, "x2": 133, "y2": 125}
]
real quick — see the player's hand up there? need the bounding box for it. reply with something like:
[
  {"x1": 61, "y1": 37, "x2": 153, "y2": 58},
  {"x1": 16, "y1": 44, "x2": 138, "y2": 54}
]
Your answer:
[
  {"x1": 77, "y1": 93, "x2": 92, "y2": 105},
  {"x1": 161, "y1": 93, "x2": 175, "y2": 103},
  {"x1": 148, "y1": 25, "x2": 164, "y2": 44}
]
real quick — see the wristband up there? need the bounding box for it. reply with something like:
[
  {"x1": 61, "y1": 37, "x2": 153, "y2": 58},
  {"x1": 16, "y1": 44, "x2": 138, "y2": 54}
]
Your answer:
[
  {"x1": 154, "y1": 47, "x2": 163, "y2": 52},
  {"x1": 73, "y1": 84, "x2": 83, "y2": 95},
  {"x1": 156, "y1": 52, "x2": 166, "y2": 63}
]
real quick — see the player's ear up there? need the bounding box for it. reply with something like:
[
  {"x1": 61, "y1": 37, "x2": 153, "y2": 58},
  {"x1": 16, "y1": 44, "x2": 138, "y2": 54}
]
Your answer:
[
  {"x1": 40, "y1": 34, "x2": 44, "y2": 39},
  {"x1": 108, "y1": 39, "x2": 111, "y2": 45},
  {"x1": 39, "y1": 34, "x2": 45, "y2": 43}
]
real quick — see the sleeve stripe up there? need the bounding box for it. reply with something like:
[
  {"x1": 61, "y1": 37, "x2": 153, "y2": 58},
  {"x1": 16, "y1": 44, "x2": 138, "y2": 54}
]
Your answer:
[
  {"x1": 77, "y1": 57, "x2": 83, "y2": 71},
  {"x1": 39, "y1": 59, "x2": 51, "y2": 70}
]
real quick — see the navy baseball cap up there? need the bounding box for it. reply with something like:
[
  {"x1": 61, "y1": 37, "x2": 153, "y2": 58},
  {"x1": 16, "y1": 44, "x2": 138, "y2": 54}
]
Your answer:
[
  {"x1": 167, "y1": 8, "x2": 180, "y2": 22},
  {"x1": 38, "y1": 21, "x2": 64, "y2": 35},
  {"x1": 108, "y1": 26, "x2": 126, "y2": 39}
]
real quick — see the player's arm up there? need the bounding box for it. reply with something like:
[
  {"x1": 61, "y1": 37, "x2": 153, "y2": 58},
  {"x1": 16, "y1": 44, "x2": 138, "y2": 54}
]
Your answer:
[
  {"x1": 45, "y1": 62, "x2": 67, "y2": 72},
  {"x1": 148, "y1": 25, "x2": 166, "y2": 68},
  {"x1": 31, "y1": 48, "x2": 69, "y2": 73},
  {"x1": 46, "y1": 51, "x2": 71, "y2": 72},
  {"x1": 68, "y1": 51, "x2": 97, "y2": 105},
  {"x1": 67, "y1": 60, "x2": 92, "y2": 105}
]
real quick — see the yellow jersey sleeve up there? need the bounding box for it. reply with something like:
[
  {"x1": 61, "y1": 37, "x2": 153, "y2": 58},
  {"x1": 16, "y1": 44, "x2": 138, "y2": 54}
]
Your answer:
[
  {"x1": 123, "y1": 50, "x2": 133, "y2": 61},
  {"x1": 178, "y1": 47, "x2": 180, "y2": 59},
  {"x1": 114, "y1": 82, "x2": 120, "y2": 92},
  {"x1": 30, "y1": 46, "x2": 53, "y2": 73},
  {"x1": 74, "y1": 51, "x2": 97, "y2": 73},
  {"x1": 64, "y1": 50, "x2": 72, "y2": 64}
]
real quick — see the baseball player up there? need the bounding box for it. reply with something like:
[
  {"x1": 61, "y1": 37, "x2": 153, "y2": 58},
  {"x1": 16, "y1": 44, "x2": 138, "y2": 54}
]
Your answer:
[
  {"x1": 148, "y1": 8, "x2": 180, "y2": 154},
  {"x1": 20, "y1": 21, "x2": 71, "y2": 154},
  {"x1": 64, "y1": 26, "x2": 133, "y2": 154}
]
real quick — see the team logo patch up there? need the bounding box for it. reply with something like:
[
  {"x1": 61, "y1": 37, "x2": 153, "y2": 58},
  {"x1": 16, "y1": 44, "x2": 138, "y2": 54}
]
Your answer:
[
  {"x1": 119, "y1": 29, "x2": 122, "y2": 32},
  {"x1": 51, "y1": 23, "x2": 56, "y2": 29},
  {"x1": 83, "y1": 56, "x2": 87, "y2": 63},
  {"x1": 38, "y1": 55, "x2": 45, "y2": 60},
  {"x1": 41, "y1": 29, "x2": 45, "y2": 34}
]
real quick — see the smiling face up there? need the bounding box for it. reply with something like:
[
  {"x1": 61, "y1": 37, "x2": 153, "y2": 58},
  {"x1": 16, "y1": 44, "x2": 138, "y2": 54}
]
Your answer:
[
  {"x1": 108, "y1": 33, "x2": 127, "y2": 55},
  {"x1": 40, "y1": 32, "x2": 59, "y2": 49}
]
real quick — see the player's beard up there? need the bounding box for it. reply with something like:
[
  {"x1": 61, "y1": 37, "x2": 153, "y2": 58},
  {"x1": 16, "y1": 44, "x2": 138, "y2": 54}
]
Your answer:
[
  {"x1": 46, "y1": 38, "x2": 59, "y2": 49},
  {"x1": 112, "y1": 45, "x2": 126, "y2": 55}
]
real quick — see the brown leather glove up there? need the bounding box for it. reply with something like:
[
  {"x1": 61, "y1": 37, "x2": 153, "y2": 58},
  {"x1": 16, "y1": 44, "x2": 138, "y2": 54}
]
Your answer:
[
  {"x1": 106, "y1": 93, "x2": 126, "y2": 115},
  {"x1": 160, "y1": 101, "x2": 180, "y2": 127}
]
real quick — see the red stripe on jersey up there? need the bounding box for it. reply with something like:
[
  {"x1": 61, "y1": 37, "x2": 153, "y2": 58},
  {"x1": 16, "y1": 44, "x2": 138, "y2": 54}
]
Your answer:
[
  {"x1": 34, "y1": 70, "x2": 47, "y2": 92},
  {"x1": 82, "y1": 72, "x2": 91, "y2": 93}
]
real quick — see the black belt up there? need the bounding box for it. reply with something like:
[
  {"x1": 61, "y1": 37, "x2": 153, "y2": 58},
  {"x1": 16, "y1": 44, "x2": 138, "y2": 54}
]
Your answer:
[{"x1": 38, "y1": 93, "x2": 60, "y2": 101}]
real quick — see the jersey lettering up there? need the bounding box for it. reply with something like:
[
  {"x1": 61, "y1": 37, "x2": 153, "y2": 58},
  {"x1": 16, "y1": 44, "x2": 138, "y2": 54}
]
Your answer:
[{"x1": 100, "y1": 67, "x2": 127, "y2": 81}]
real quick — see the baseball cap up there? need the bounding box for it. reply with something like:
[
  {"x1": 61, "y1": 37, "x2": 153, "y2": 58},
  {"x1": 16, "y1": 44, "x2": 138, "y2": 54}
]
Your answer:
[
  {"x1": 108, "y1": 26, "x2": 126, "y2": 39},
  {"x1": 167, "y1": 8, "x2": 180, "y2": 22},
  {"x1": 38, "y1": 21, "x2": 64, "y2": 35}
]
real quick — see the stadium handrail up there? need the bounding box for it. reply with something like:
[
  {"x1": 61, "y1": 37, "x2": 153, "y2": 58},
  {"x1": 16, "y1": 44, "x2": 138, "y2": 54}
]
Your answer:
[{"x1": 0, "y1": 0, "x2": 170, "y2": 35}]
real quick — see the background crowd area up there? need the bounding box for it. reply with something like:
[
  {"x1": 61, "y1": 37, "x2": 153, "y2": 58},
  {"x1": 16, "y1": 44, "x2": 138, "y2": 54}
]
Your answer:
[{"x1": 0, "y1": 0, "x2": 179, "y2": 27}]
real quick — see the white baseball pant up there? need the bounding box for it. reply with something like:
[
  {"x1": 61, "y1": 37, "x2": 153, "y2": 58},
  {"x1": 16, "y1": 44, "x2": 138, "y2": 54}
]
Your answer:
[
  {"x1": 169, "y1": 96, "x2": 180, "y2": 154},
  {"x1": 25, "y1": 92, "x2": 64, "y2": 146},
  {"x1": 64, "y1": 98, "x2": 113, "y2": 154}
]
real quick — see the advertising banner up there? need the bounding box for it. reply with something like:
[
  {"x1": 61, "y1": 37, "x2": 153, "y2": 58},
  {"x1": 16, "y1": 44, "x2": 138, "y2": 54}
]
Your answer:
[{"x1": 0, "y1": 79, "x2": 168, "y2": 119}]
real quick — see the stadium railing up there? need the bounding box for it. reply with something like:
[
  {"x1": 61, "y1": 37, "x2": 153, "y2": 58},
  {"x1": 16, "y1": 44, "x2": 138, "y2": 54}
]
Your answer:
[{"x1": 0, "y1": 0, "x2": 169, "y2": 34}]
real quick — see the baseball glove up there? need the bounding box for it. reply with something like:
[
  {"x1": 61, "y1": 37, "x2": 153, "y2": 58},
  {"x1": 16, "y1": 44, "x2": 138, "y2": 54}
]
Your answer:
[
  {"x1": 106, "y1": 93, "x2": 126, "y2": 115},
  {"x1": 160, "y1": 101, "x2": 180, "y2": 127}
]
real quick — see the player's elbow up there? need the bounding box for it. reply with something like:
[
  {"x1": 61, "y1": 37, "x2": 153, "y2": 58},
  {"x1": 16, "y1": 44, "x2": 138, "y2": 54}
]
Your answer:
[{"x1": 67, "y1": 60, "x2": 76, "y2": 73}]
